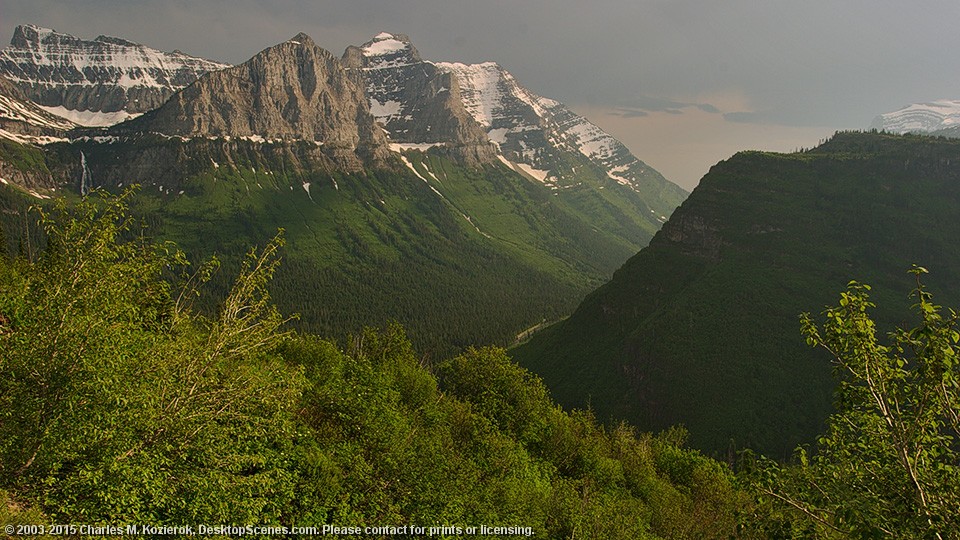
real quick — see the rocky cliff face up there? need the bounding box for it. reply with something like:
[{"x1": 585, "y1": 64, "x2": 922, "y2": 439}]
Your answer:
[
  {"x1": 657, "y1": 212, "x2": 724, "y2": 262},
  {"x1": 437, "y1": 60, "x2": 681, "y2": 210},
  {"x1": 0, "y1": 24, "x2": 229, "y2": 121},
  {"x1": 116, "y1": 33, "x2": 391, "y2": 171},
  {"x1": 343, "y1": 33, "x2": 496, "y2": 165}
]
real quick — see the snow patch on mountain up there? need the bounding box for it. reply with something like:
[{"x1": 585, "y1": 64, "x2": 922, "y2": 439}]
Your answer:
[
  {"x1": 359, "y1": 33, "x2": 417, "y2": 69},
  {"x1": 390, "y1": 142, "x2": 442, "y2": 152},
  {"x1": 436, "y1": 62, "x2": 503, "y2": 128},
  {"x1": 37, "y1": 105, "x2": 139, "y2": 127},
  {"x1": 496, "y1": 154, "x2": 553, "y2": 185},
  {"x1": 871, "y1": 100, "x2": 960, "y2": 134},
  {"x1": 364, "y1": 36, "x2": 409, "y2": 57},
  {"x1": 560, "y1": 120, "x2": 618, "y2": 161},
  {"x1": 0, "y1": 93, "x2": 75, "y2": 131},
  {"x1": 370, "y1": 99, "x2": 403, "y2": 119}
]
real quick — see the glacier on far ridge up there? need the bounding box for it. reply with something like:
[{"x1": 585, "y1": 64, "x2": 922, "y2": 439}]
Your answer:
[{"x1": 870, "y1": 100, "x2": 960, "y2": 134}]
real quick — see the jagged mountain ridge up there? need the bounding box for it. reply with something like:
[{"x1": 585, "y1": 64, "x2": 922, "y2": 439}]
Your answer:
[
  {"x1": 112, "y1": 33, "x2": 391, "y2": 172},
  {"x1": 0, "y1": 24, "x2": 229, "y2": 123},
  {"x1": 349, "y1": 32, "x2": 685, "y2": 227},
  {"x1": 0, "y1": 23, "x2": 685, "y2": 221}
]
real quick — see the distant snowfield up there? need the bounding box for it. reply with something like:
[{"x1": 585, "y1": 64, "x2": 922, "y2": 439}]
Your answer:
[
  {"x1": 38, "y1": 105, "x2": 140, "y2": 127},
  {"x1": 872, "y1": 100, "x2": 960, "y2": 133}
]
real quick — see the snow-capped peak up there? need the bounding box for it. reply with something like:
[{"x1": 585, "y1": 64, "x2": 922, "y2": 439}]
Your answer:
[
  {"x1": 871, "y1": 99, "x2": 960, "y2": 134},
  {"x1": 365, "y1": 32, "x2": 407, "y2": 50},
  {"x1": 374, "y1": 31, "x2": 399, "y2": 41},
  {"x1": 357, "y1": 32, "x2": 420, "y2": 68},
  {"x1": 349, "y1": 31, "x2": 684, "y2": 214}
]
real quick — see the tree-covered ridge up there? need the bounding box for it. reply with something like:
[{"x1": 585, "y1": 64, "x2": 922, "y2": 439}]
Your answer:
[
  {"x1": 512, "y1": 130, "x2": 960, "y2": 457},
  {"x1": 0, "y1": 193, "x2": 744, "y2": 538}
]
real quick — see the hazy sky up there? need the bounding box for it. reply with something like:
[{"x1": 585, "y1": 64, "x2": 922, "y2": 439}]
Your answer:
[{"x1": 4, "y1": 0, "x2": 959, "y2": 190}]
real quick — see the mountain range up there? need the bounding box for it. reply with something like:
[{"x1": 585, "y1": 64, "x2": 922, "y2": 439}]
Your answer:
[
  {"x1": 0, "y1": 24, "x2": 684, "y2": 355},
  {"x1": 0, "y1": 24, "x2": 229, "y2": 124}
]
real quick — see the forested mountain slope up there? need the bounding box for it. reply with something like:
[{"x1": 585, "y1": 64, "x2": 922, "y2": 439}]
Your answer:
[{"x1": 513, "y1": 131, "x2": 960, "y2": 456}]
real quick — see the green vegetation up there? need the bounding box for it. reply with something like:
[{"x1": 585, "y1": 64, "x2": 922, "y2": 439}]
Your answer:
[
  {"x1": 7, "y1": 133, "x2": 957, "y2": 536},
  {"x1": 513, "y1": 131, "x2": 960, "y2": 456},
  {"x1": 0, "y1": 138, "x2": 50, "y2": 176},
  {"x1": 37, "y1": 137, "x2": 675, "y2": 358},
  {"x1": 0, "y1": 192, "x2": 744, "y2": 537},
  {"x1": 743, "y1": 271, "x2": 960, "y2": 537}
]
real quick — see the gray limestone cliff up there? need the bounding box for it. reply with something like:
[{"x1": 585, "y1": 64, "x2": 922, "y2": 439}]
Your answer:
[{"x1": 115, "y1": 33, "x2": 391, "y2": 171}]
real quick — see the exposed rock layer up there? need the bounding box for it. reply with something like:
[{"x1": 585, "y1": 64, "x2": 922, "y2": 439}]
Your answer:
[
  {"x1": 343, "y1": 33, "x2": 497, "y2": 165},
  {"x1": 116, "y1": 34, "x2": 391, "y2": 171},
  {"x1": 0, "y1": 24, "x2": 229, "y2": 114}
]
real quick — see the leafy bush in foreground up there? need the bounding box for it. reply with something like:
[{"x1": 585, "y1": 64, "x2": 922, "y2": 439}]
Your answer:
[{"x1": 745, "y1": 270, "x2": 960, "y2": 538}]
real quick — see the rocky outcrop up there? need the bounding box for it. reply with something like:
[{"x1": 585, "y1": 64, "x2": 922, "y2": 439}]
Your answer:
[
  {"x1": 0, "y1": 24, "x2": 229, "y2": 116},
  {"x1": 344, "y1": 33, "x2": 497, "y2": 165},
  {"x1": 115, "y1": 34, "x2": 391, "y2": 171},
  {"x1": 0, "y1": 159, "x2": 56, "y2": 191},
  {"x1": 658, "y1": 212, "x2": 724, "y2": 262}
]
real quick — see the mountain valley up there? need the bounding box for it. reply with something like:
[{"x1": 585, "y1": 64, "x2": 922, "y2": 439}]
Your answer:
[{"x1": 0, "y1": 25, "x2": 684, "y2": 355}]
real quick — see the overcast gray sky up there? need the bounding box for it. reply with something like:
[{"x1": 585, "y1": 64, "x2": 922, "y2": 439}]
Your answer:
[{"x1": 4, "y1": 0, "x2": 959, "y2": 189}]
